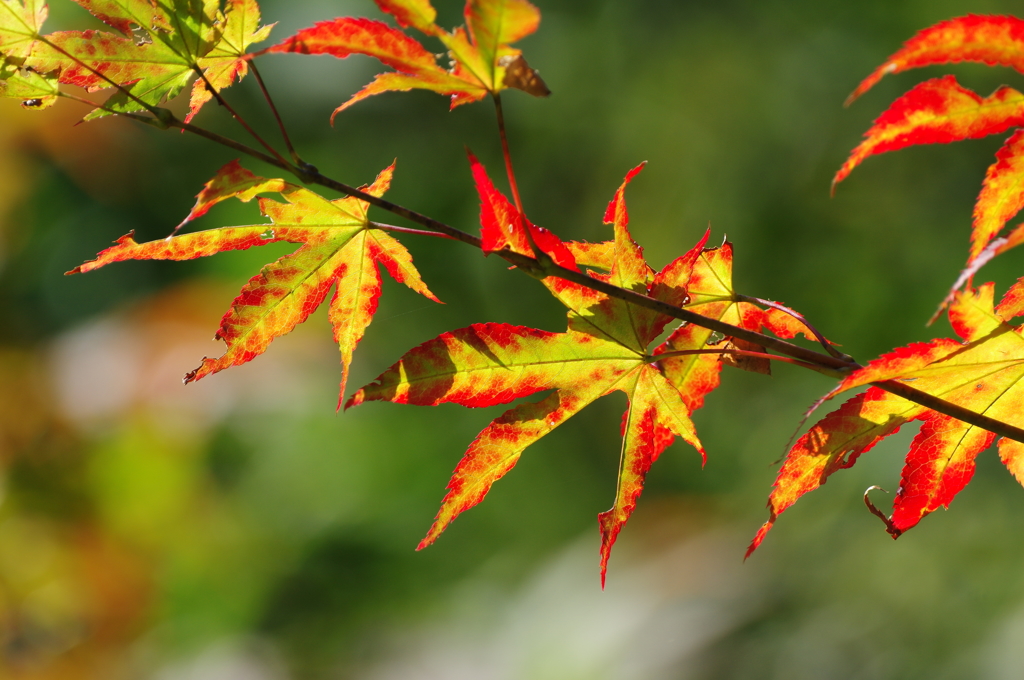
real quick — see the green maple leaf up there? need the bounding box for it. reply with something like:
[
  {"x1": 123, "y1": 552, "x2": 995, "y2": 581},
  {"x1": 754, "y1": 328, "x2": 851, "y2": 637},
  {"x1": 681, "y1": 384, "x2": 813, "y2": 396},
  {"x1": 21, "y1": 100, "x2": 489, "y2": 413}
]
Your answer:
[{"x1": 0, "y1": 0, "x2": 271, "y2": 119}]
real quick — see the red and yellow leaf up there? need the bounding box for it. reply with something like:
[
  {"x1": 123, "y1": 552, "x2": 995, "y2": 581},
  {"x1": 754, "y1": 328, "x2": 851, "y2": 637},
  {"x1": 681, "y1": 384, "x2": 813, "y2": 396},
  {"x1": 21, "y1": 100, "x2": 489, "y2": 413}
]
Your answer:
[
  {"x1": 374, "y1": 0, "x2": 438, "y2": 33},
  {"x1": 470, "y1": 150, "x2": 577, "y2": 272},
  {"x1": 968, "y1": 129, "x2": 1024, "y2": 260},
  {"x1": 844, "y1": 17, "x2": 1024, "y2": 302},
  {"x1": 350, "y1": 160, "x2": 815, "y2": 581},
  {"x1": 833, "y1": 76, "x2": 1024, "y2": 190},
  {"x1": 655, "y1": 240, "x2": 817, "y2": 413},
  {"x1": 464, "y1": 0, "x2": 539, "y2": 87},
  {"x1": 267, "y1": 0, "x2": 548, "y2": 119},
  {"x1": 189, "y1": 0, "x2": 274, "y2": 122},
  {"x1": 749, "y1": 283, "x2": 1024, "y2": 554},
  {"x1": 69, "y1": 161, "x2": 439, "y2": 404},
  {"x1": 746, "y1": 386, "x2": 924, "y2": 557},
  {"x1": 68, "y1": 0, "x2": 172, "y2": 38},
  {"x1": 996, "y1": 277, "x2": 1024, "y2": 320},
  {"x1": 848, "y1": 15, "x2": 1024, "y2": 104}
]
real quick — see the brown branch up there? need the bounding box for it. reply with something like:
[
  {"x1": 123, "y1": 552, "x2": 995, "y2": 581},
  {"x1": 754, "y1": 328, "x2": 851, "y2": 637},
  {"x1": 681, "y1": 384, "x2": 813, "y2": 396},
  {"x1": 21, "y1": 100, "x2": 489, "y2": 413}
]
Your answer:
[
  {"x1": 871, "y1": 379, "x2": 1024, "y2": 444},
  {"x1": 649, "y1": 347, "x2": 823, "y2": 371},
  {"x1": 125, "y1": 109, "x2": 1024, "y2": 447}
]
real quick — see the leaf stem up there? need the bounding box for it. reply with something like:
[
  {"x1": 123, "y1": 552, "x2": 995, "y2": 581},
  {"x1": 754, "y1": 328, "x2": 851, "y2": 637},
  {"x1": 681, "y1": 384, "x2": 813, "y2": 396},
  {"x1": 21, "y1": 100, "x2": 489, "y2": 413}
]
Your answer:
[
  {"x1": 173, "y1": 117, "x2": 290, "y2": 168},
  {"x1": 369, "y1": 222, "x2": 458, "y2": 239},
  {"x1": 191, "y1": 66, "x2": 291, "y2": 168},
  {"x1": 493, "y1": 93, "x2": 525, "y2": 214},
  {"x1": 735, "y1": 294, "x2": 852, "y2": 361},
  {"x1": 249, "y1": 60, "x2": 300, "y2": 163}
]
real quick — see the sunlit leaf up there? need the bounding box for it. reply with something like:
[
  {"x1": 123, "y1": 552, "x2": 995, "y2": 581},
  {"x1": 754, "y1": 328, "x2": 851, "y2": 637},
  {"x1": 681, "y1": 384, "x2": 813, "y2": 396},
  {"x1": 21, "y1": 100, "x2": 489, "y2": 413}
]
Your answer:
[
  {"x1": 749, "y1": 283, "x2": 1024, "y2": 554},
  {"x1": 69, "y1": 161, "x2": 439, "y2": 404},
  {"x1": 268, "y1": 0, "x2": 548, "y2": 120}
]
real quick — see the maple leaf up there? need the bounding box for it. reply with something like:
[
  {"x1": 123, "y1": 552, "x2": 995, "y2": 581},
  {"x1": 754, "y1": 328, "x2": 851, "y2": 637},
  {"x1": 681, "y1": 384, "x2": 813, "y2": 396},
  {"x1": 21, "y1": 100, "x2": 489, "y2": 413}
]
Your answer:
[
  {"x1": 839, "y1": 16, "x2": 1024, "y2": 311},
  {"x1": 0, "y1": 0, "x2": 46, "y2": 61},
  {"x1": 656, "y1": 241, "x2": 819, "y2": 410},
  {"x1": 0, "y1": 0, "x2": 58, "y2": 107},
  {"x1": 5, "y1": 0, "x2": 271, "y2": 121},
  {"x1": 267, "y1": 0, "x2": 549, "y2": 122},
  {"x1": 190, "y1": 0, "x2": 275, "y2": 121},
  {"x1": 846, "y1": 15, "x2": 1024, "y2": 106},
  {"x1": 747, "y1": 281, "x2": 1024, "y2": 556},
  {"x1": 68, "y1": 160, "x2": 440, "y2": 404},
  {"x1": 833, "y1": 76, "x2": 1024, "y2": 191},
  {"x1": 348, "y1": 158, "x2": 815, "y2": 582},
  {"x1": 835, "y1": 73, "x2": 1024, "y2": 283}
]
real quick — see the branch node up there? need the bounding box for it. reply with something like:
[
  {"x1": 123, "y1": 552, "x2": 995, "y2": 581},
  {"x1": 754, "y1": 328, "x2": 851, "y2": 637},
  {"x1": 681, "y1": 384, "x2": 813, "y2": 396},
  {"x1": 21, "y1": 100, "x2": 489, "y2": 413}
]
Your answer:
[
  {"x1": 152, "y1": 107, "x2": 175, "y2": 130},
  {"x1": 296, "y1": 162, "x2": 320, "y2": 184}
]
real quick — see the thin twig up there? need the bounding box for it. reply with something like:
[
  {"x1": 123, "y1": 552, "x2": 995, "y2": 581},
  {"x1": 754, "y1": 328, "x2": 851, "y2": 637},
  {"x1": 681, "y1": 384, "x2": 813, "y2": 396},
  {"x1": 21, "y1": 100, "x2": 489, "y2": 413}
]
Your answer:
[
  {"x1": 58, "y1": 92, "x2": 173, "y2": 130},
  {"x1": 249, "y1": 60, "x2": 300, "y2": 163},
  {"x1": 174, "y1": 118, "x2": 288, "y2": 167},
  {"x1": 58, "y1": 91, "x2": 115, "y2": 110}
]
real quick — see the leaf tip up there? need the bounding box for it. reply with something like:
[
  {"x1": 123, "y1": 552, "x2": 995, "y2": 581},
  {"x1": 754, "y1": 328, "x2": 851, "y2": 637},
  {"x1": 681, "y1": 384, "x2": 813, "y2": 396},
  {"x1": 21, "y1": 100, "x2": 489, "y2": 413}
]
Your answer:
[
  {"x1": 597, "y1": 510, "x2": 621, "y2": 589},
  {"x1": 417, "y1": 517, "x2": 447, "y2": 551},
  {"x1": 744, "y1": 518, "x2": 775, "y2": 560},
  {"x1": 599, "y1": 544, "x2": 610, "y2": 589},
  {"x1": 344, "y1": 390, "x2": 365, "y2": 410},
  {"x1": 183, "y1": 358, "x2": 214, "y2": 385},
  {"x1": 864, "y1": 485, "x2": 902, "y2": 538},
  {"x1": 623, "y1": 160, "x2": 647, "y2": 182}
]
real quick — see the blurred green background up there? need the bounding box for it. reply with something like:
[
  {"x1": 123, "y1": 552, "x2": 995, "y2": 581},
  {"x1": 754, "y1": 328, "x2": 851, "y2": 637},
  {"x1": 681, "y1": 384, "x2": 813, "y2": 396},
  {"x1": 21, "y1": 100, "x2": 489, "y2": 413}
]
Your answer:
[{"x1": 4, "y1": 0, "x2": 1024, "y2": 678}]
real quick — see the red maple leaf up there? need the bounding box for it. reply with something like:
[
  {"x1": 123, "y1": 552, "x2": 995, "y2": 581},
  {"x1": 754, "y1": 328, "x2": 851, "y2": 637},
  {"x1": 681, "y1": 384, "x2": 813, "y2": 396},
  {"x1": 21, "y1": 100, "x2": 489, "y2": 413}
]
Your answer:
[
  {"x1": 349, "y1": 157, "x2": 816, "y2": 582},
  {"x1": 266, "y1": 0, "x2": 549, "y2": 122},
  {"x1": 748, "y1": 281, "x2": 1024, "y2": 555},
  {"x1": 839, "y1": 15, "x2": 1024, "y2": 312}
]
